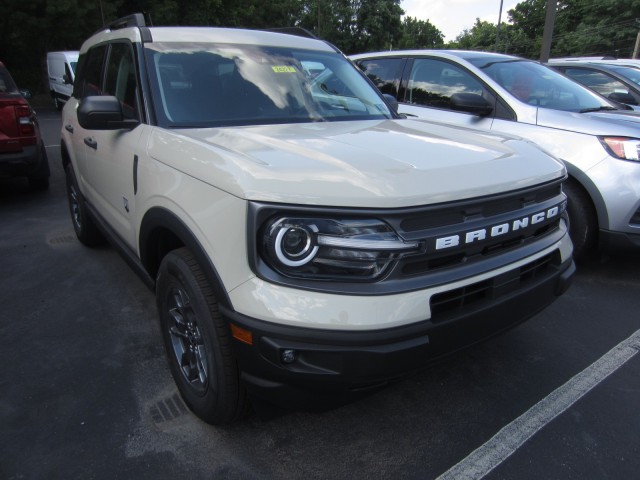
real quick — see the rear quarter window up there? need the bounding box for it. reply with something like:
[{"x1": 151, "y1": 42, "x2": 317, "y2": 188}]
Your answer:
[{"x1": 356, "y1": 58, "x2": 405, "y2": 97}]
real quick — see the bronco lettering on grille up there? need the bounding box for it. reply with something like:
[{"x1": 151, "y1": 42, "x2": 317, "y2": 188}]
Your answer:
[{"x1": 434, "y1": 203, "x2": 564, "y2": 251}]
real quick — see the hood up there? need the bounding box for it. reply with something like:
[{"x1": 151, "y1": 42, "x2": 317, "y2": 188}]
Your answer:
[
  {"x1": 537, "y1": 107, "x2": 640, "y2": 137},
  {"x1": 147, "y1": 119, "x2": 565, "y2": 208}
]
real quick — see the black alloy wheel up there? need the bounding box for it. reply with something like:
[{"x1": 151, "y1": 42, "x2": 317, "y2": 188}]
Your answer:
[{"x1": 156, "y1": 247, "x2": 248, "y2": 425}]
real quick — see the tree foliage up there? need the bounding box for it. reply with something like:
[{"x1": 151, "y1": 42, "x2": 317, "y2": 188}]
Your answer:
[
  {"x1": 0, "y1": 0, "x2": 637, "y2": 94},
  {"x1": 397, "y1": 17, "x2": 445, "y2": 50},
  {"x1": 496, "y1": 0, "x2": 639, "y2": 59},
  {"x1": 451, "y1": 19, "x2": 499, "y2": 51}
]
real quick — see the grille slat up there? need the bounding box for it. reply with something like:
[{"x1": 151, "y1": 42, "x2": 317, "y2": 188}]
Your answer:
[{"x1": 430, "y1": 252, "x2": 557, "y2": 322}]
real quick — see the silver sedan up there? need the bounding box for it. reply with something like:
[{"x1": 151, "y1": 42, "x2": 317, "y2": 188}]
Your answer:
[{"x1": 352, "y1": 50, "x2": 640, "y2": 260}]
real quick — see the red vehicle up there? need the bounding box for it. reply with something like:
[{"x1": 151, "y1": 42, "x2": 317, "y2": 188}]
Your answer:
[{"x1": 0, "y1": 61, "x2": 49, "y2": 189}]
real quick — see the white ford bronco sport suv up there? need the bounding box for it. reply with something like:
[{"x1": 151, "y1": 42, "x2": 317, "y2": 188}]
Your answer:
[{"x1": 61, "y1": 14, "x2": 574, "y2": 424}]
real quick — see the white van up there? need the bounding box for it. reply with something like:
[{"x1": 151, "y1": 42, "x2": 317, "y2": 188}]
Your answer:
[{"x1": 47, "y1": 51, "x2": 79, "y2": 110}]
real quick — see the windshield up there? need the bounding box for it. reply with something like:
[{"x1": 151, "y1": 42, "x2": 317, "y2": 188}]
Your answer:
[
  {"x1": 469, "y1": 58, "x2": 614, "y2": 112},
  {"x1": 0, "y1": 65, "x2": 19, "y2": 95},
  {"x1": 609, "y1": 65, "x2": 640, "y2": 86},
  {"x1": 145, "y1": 43, "x2": 393, "y2": 127}
]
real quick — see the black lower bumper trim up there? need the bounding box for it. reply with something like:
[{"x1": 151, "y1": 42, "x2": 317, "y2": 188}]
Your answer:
[{"x1": 223, "y1": 256, "x2": 574, "y2": 410}]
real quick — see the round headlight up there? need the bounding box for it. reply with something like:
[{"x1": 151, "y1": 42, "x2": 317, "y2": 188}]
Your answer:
[{"x1": 274, "y1": 225, "x2": 319, "y2": 267}]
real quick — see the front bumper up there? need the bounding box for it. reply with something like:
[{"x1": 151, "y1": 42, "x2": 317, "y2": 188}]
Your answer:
[{"x1": 223, "y1": 251, "x2": 575, "y2": 410}]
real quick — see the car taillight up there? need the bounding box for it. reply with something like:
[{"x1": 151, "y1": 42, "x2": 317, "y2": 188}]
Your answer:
[{"x1": 15, "y1": 105, "x2": 35, "y2": 135}]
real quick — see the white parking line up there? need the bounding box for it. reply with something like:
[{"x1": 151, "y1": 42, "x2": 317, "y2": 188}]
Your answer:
[{"x1": 437, "y1": 329, "x2": 640, "y2": 480}]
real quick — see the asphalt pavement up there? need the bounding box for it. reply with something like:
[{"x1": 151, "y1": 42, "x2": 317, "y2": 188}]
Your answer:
[{"x1": 1, "y1": 107, "x2": 639, "y2": 480}]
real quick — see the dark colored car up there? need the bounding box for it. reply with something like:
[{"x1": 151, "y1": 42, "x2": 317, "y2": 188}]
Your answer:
[
  {"x1": 548, "y1": 60, "x2": 640, "y2": 108},
  {"x1": 0, "y1": 61, "x2": 49, "y2": 189}
]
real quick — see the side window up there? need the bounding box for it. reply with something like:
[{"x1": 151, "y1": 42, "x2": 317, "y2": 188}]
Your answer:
[
  {"x1": 406, "y1": 58, "x2": 485, "y2": 110},
  {"x1": 79, "y1": 45, "x2": 107, "y2": 99},
  {"x1": 104, "y1": 43, "x2": 139, "y2": 119},
  {"x1": 562, "y1": 68, "x2": 630, "y2": 98},
  {"x1": 356, "y1": 58, "x2": 404, "y2": 97}
]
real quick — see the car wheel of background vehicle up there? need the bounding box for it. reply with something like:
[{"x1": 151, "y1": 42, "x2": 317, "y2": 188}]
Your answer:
[
  {"x1": 564, "y1": 178, "x2": 597, "y2": 261},
  {"x1": 156, "y1": 247, "x2": 248, "y2": 425},
  {"x1": 54, "y1": 96, "x2": 63, "y2": 111},
  {"x1": 28, "y1": 144, "x2": 50, "y2": 191},
  {"x1": 65, "y1": 165, "x2": 103, "y2": 246}
]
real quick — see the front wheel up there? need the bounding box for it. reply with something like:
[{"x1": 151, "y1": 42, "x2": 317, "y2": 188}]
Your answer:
[
  {"x1": 564, "y1": 179, "x2": 597, "y2": 261},
  {"x1": 156, "y1": 247, "x2": 248, "y2": 425}
]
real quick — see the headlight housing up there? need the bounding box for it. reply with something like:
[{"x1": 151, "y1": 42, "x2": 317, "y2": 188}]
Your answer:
[
  {"x1": 600, "y1": 137, "x2": 640, "y2": 161},
  {"x1": 261, "y1": 217, "x2": 420, "y2": 281}
]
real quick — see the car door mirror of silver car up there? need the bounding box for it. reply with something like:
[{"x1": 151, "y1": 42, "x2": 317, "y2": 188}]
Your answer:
[
  {"x1": 77, "y1": 95, "x2": 139, "y2": 130},
  {"x1": 450, "y1": 92, "x2": 494, "y2": 117},
  {"x1": 608, "y1": 92, "x2": 638, "y2": 106}
]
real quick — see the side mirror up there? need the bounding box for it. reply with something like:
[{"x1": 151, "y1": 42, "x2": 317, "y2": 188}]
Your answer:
[
  {"x1": 78, "y1": 95, "x2": 139, "y2": 130},
  {"x1": 608, "y1": 92, "x2": 638, "y2": 106},
  {"x1": 383, "y1": 93, "x2": 399, "y2": 114},
  {"x1": 63, "y1": 74, "x2": 73, "y2": 85},
  {"x1": 450, "y1": 92, "x2": 494, "y2": 116}
]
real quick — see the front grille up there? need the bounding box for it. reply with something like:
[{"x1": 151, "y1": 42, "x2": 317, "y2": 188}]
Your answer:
[
  {"x1": 430, "y1": 251, "x2": 558, "y2": 323},
  {"x1": 391, "y1": 182, "x2": 565, "y2": 278},
  {"x1": 399, "y1": 183, "x2": 561, "y2": 232},
  {"x1": 399, "y1": 218, "x2": 559, "y2": 276}
]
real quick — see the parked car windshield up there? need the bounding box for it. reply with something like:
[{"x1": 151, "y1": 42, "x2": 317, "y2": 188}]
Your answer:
[
  {"x1": 467, "y1": 58, "x2": 614, "y2": 113},
  {"x1": 609, "y1": 65, "x2": 640, "y2": 85},
  {"x1": 0, "y1": 65, "x2": 19, "y2": 95},
  {"x1": 145, "y1": 43, "x2": 393, "y2": 127}
]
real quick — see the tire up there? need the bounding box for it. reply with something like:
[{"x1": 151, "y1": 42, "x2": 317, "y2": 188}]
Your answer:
[
  {"x1": 65, "y1": 165, "x2": 103, "y2": 246},
  {"x1": 564, "y1": 179, "x2": 597, "y2": 261},
  {"x1": 54, "y1": 96, "x2": 63, "y2": 111},
  {"x1": 156, "y1": 247, "x2": 248, "y2": 425},
  {"x1": 28, "y1": 144, "x2": 50, "y2": 191}
]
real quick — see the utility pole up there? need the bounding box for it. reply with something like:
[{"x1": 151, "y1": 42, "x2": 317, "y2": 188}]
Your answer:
[
  {"x1": 633, "y1": 19, "x2": 640, "y2": 58},
  {"x1": 539, "y1": 0, "x2": 557, "y2": 63},
  {"x1": 495, "y1": 0, "x2": 504, "y2": 52}
]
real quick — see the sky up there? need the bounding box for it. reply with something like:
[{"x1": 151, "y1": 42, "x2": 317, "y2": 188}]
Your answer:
[{"x1": 401, "y1": 0, "x2": 520, "y2": 42}]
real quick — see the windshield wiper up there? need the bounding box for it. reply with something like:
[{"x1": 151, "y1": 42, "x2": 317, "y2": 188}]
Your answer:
[{"x1": 579, "y1": 106, "x2": 618, "y2": 113}]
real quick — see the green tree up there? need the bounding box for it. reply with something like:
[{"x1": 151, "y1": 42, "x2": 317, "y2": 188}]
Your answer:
[
  {"x1": 551, "y1": 0, "x2": 640, "y2": 58},
  {"x1": 351, "y1": 0, "x2": 404, "y2": 53},
  {"x1": 298, "y1": 0, "x2": 358, "y2": 51},
  {"x1": 450, "y1": 19, "x2": 498, "y2": 51},
  {"x1": 397, "y1": 16, "x2": 444, "y2": 49},
  {"x1": 0, "y1": 0, "x2": 121, "y2": 93},
  {"x1": 298, "y1": 0, "x2": 404, "y2": 54}
]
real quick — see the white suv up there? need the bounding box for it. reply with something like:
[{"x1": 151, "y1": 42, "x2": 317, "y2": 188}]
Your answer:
[{"x1": 61, "y1": 14, "x2": 574, "y2": 424}]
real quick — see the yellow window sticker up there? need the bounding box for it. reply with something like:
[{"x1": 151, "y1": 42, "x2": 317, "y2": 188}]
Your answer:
[{"x1": 272, "y1": 66, "x2": 297, "y2": 73}]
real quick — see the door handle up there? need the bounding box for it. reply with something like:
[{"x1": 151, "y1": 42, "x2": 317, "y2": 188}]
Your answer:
[
  {"x1": 65, "y1": 124, "x2": 74, "y2": 133},
  {"x1": 84, "y1": 137, "x2": 97, "y2": 150}
]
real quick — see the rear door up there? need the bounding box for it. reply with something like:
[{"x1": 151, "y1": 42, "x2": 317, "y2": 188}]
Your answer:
[{"x1": 68, "y1": 45, "x2": 107, "y2": 194}]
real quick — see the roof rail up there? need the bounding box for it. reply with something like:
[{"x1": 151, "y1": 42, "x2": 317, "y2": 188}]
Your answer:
[
  {"x1": 106, "y1": 13, "x2": 147, "y2": 30},
  {"x1": 265, "y1": 27, "x2": 318, "y2": 39},
  {"x1": 91, "y1": 12, "x2": 150, "y2": 37}
]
